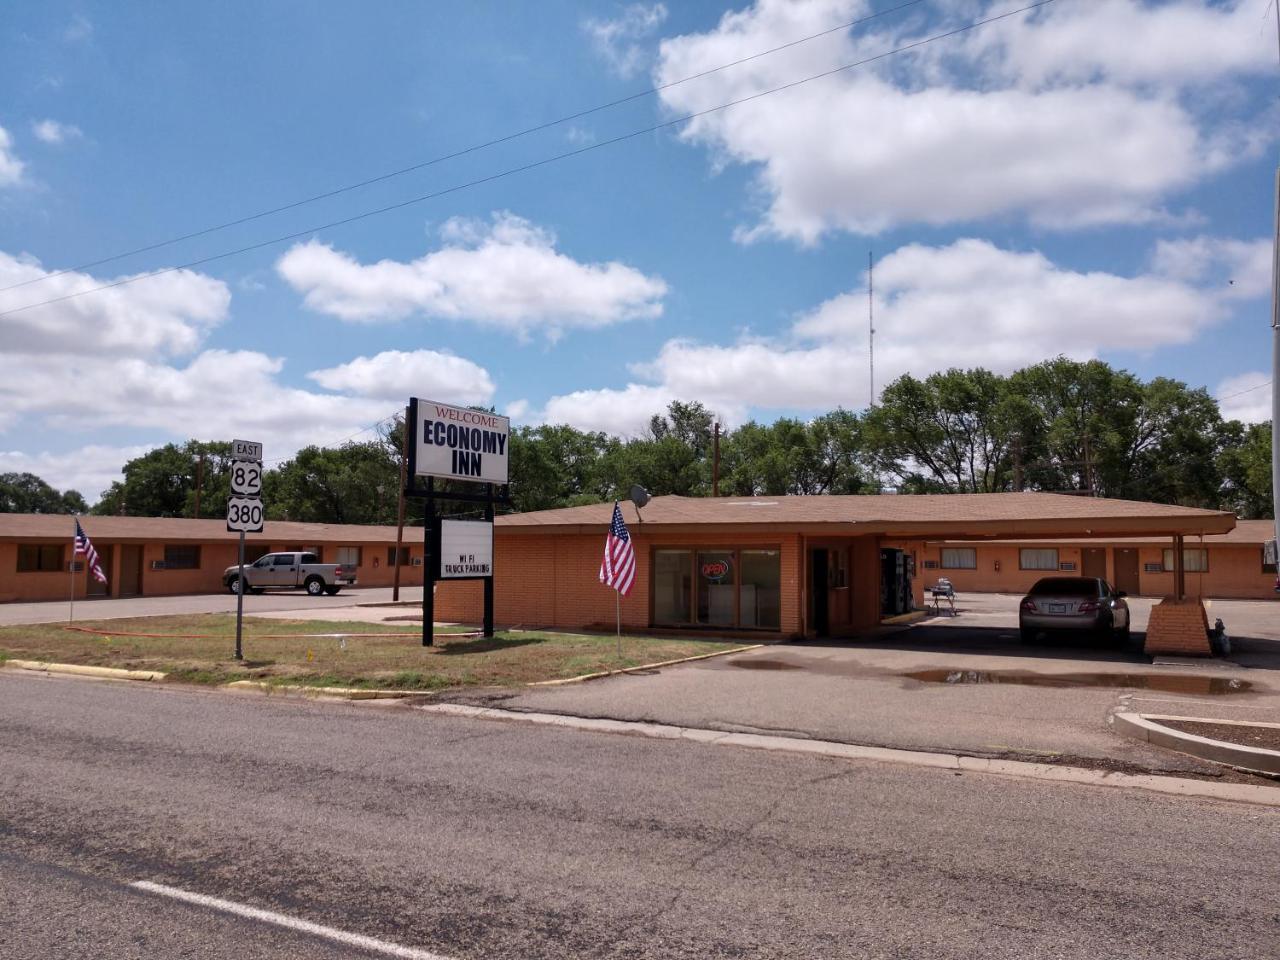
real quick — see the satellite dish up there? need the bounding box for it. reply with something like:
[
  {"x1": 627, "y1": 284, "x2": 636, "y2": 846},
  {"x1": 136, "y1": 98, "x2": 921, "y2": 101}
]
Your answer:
[{"x1": 628, "y1": 485, "x2": 651, "y2": 508}]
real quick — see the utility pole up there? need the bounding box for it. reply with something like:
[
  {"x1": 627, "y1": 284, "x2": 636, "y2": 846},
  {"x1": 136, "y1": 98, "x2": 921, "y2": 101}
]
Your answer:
[
  {"x1": 1012, "y1": 435, "x2": 1024, "y2": 493},
  {"x1": 868, "y1": 250, "x2": 875, "y2": 409},
  {"x1": 712, "y1": 420, "x2": 721, "y2": 498},
  {"x1": 1269, "y1": 3, "x2": 1280, "y2": 587},
  {"x1": 193, "y1": 453, "x2": 204, "y2": 518}
]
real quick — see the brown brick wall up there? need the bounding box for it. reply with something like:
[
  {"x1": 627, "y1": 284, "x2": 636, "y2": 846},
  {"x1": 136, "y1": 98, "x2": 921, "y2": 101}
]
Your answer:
[
  {"x1": 1143, "y1": 598, "x2": 1212, "y2": 656},
  {"x1": 435, "y1": 530, "x2": 807, "y2": 636}
]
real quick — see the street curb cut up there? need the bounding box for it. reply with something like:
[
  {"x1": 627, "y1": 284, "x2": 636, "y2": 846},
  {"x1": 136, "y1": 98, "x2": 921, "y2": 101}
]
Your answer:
[
  {"x1": 527, "y1": 644, "x2": 762, "y2": 686},
  {"x1": 1113, "y1": 712, "x2": 1280, "y2": 776},
  {"x1": 0, "y1": 659, "x2": 165, "y2": 682},
  {"x1": 418, "y1": 703, "x2": 1280, "y2": 808},
  {"x1": 223, "y1": 680, "x2": 423, "y2": 700}
]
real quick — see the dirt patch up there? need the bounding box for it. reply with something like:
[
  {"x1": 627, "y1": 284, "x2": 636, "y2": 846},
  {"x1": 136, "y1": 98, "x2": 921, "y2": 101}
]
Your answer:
[{"x1": 1159, "y1": 719, "x2": 1280, "y2": 752}]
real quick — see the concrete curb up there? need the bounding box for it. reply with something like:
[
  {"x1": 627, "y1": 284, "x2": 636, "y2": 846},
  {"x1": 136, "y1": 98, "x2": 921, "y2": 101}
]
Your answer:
[
  {"x1": 223, "y1": 680, "x2": 424, "y2": 700},
  {"x1": 527, "y1": 644, "x2": 762, "y2": 686},
  {"x1": 417, "y1": 702, "x2": 1280, "y2": 808},
  {"x1": 1113, "y1": 712, "x2": 1280, "y2": 776},
  {"x1": 0, "y1": 659, "x2": 165, "y2": 682}
]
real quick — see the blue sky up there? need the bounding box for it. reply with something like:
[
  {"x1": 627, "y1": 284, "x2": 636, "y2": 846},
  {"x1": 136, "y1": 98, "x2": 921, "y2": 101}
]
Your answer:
[{"x1": 1, "y1": 0, "x2": 1277, "y2": 499}]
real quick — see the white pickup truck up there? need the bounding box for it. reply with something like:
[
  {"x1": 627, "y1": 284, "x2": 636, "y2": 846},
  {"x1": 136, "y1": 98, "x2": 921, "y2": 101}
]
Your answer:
[{"x1": 223, "y1": 551, "x2": 357, "y2": 597}]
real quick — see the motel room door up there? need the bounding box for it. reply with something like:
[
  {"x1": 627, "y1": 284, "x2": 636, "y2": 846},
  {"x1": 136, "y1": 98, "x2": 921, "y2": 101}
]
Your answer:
[
  {"x1": 118, "y1": 544, "x2": 143, "y2": 597},
  {"x1": 811, "y1": 550, "x2": 829, "y2": 636},
  {"x1": 1113, "y1": 548, "x2": 1140, "y2": 595},
  {"x1": 1081, "y1": 548, "x2": 1106, "y2": 581}
]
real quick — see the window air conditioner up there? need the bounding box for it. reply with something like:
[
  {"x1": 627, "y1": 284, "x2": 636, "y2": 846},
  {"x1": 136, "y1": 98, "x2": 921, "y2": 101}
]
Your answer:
[
  {"x1": 411, "y1": 557, "x2": 424, "y2": 566},
  {"x1": 150, "y1": 560, "x2": 167, "y2": 570}
]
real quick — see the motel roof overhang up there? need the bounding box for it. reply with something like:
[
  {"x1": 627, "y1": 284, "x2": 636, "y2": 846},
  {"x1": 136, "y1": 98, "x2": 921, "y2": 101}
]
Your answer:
[
  {"x1": 493, "y1": 493, "x2": 1237, "y2": 541},
  {"x1": 0, "y1": 493, "x2": 1238, "y2": 544},
  {"x1": 0, "y1": 515, "x2": 422, "y2": 544}
]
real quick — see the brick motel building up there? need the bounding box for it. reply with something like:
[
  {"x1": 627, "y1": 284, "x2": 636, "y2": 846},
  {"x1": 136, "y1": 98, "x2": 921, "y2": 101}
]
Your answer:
[
  {"x1": 0, "y1": 515, "x2": 429, "y2": 603},
  {"x1": 0, "y1": 493, "x2": 1267, "y2": 654}
]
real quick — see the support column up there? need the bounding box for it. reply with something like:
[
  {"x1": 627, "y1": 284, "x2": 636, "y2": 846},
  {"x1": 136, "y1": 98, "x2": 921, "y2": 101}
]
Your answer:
[{"x1": 1173, "y1": 534, "x2": 1185, "y2": 601}]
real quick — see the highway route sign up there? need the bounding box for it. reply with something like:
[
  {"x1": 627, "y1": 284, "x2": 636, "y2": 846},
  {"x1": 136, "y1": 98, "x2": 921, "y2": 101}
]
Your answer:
[
  {"x1": 226, "y1": 496, "x2": 265, "y2": 532},
  {"x1": 229, "y1": 460, "x2": 263, "y2": 497}
]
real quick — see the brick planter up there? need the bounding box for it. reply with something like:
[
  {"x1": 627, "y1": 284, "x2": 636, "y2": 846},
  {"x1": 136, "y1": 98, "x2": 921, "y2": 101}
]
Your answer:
[{"x1": 1143, "y1": 597, "x2": 1212, "y2": 656}]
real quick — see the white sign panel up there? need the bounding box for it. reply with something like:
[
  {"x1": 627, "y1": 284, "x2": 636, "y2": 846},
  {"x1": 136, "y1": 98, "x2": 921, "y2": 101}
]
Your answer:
[
  {"x1": 226, "y1": 496, "x2": 265, "y2": 532},
  {"x1": 440, "y1": 520, "x2": 493, "y2": 578},
  {"x1": 412, "y1": 399, "x2": 509, "y2": 485},
  {"x1": 229, "y1": 460, "x2": 263, "y2": 497},
  {"x1": 232, "y1": 439, "x2": 263, "y2": 462}
]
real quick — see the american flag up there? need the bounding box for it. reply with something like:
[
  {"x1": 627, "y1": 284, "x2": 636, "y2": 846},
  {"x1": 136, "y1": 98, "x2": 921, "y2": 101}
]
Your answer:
[
  {"x1": 598, "y1": 501, "x2": 635, "y2": 597},
  {"x1": 74, "y1": 518, "x2": 107, "y2": 585}
]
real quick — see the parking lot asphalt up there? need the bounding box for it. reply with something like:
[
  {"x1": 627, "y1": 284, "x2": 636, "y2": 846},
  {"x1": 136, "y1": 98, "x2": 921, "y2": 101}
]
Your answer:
[{"x1": 454, "y1": 594, "x2": 1280, "y2": 777}]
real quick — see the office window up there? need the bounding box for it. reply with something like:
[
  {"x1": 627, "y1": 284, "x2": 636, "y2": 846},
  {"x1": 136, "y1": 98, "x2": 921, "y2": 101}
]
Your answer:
[
  {"x1": 1020, "y1": 548, "x2": 1059, "y2": 571},
  {"x1": 335, "y1": 546, "x2": 362, "y2": 567},
  {"x1": 1162, "y1": 548, "x2": 1208, "y2": 573},
  {"x1": 652, "y1": 550, "x2": 693, "y2": 624},
  {"x1": 387, "y1": 547, "x2": 410, "y2": 567},
  {"x1": 17, "y1": 543, "x2": 63, "y2": 572},
  {"x1": 940, "y1": 548, "x2": 976, "y2": 570},
  {"x1": 163, "y1": 545, "x2": 201, "y2": 570},
  {"x1": 697, "y1": 551, "x2": 736, "y2": 626},
  {"x1": 740, "y1": 550, "x2": 781, "y2": 630}
]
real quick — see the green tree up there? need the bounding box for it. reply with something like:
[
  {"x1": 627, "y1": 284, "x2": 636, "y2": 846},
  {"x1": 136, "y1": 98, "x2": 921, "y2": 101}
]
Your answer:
[
  {"x1": 0, "y1": 472, "x2": 87, "y2": 513},
  {"x1": 91, "y1": 441, "x2": 234, "y2": 517},
  {"x1": 266, "y1": 441, "x2": 400, "y2": 524},
  {"x1": 1220, "y1": 421, "x2": 1273, "y2": 518},
  {"x1": 866, "y1": 368, "x2": 1018, "y2": 492}
]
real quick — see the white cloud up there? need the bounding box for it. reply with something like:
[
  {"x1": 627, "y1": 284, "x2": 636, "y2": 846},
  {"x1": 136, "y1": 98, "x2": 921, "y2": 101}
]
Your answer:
[
  {"x1": 0, "y1": 125, "x2": 25, "y2": 186},
  {"x1": 277, "y1": 212, "x2": 667, "y2": 338},
  {"x1": 1150, "y1": 235, "x2": 1272, "y2": 300},
  {"x1": 1216, "y1": 371, "x2": 1273, "y2": 424},
  {"x1": 541, "y1": 383, "x2": 678, "y2": 437},
  {"x1": 31, "y1": 119, "x2": 82, "y2": 145},
  {"x1": 504, "y1": 399, "x2": 531, "y2": 421},
  {"x1": 655, "y1": 0, "x2": 1277, "y2": 241},
  {"x1": 307, "y1": 349, "x2": 496, "y2": 406},
  {"x1": 958, "y1": 0, "x2": 1273, "y2": 90},
  {"x1": 537, "y1": 237, "x2": 1245, "y2": 428},
  {"x1": 0, "y1": 251, "x2": 230, "y2": 355},
  {"x1": 584, "y1": 3, "x2": 669, "y2": 78},
  {"x1": 0, "y1": 444, "x2": 154, "y2": 501}
]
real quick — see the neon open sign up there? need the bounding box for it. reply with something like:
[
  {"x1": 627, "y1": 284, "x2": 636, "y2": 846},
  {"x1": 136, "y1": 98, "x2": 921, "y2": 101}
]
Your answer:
[{"x1": 701, "y1": 559, "x2": 732, "y2": 582}]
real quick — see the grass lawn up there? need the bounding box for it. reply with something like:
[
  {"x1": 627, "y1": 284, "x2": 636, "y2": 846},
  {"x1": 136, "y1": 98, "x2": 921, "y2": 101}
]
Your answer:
[{"x1": 0, "y1": 614, "x2": 745, "y2": 689}]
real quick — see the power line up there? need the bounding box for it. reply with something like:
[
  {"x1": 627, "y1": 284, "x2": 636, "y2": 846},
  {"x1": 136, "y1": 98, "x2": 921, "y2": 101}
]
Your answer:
[
  {"x1": 0, "y1": 0, "x2": 1057, "y2": 322},
  {"x1": 1217, "y1": 379, "x2": 1273, "y2": 403},
  {"x1": 0, "y1": 0, "x2": 928, "y2": 296},
  {"x1": 261, "y1": 409, "x2": 403, "y2": 465}
]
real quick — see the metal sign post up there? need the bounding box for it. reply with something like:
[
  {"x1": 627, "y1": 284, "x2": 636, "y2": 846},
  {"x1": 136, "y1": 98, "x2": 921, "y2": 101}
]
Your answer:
[{"x1": 227, "y1": 440, "x2": 264, "y2": 662}]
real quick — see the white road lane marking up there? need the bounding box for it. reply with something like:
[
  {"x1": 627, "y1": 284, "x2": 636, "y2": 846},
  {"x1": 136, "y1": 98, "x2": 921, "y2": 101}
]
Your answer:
[{"x1": 129, "y1": 880, "x2": 456, "y2": 959}]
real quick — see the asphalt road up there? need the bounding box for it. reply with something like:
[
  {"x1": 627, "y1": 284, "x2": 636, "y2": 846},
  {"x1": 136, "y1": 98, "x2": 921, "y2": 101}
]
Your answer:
[{"x1": 2, "y1": 672, "x2": 1278, "y2": 959}]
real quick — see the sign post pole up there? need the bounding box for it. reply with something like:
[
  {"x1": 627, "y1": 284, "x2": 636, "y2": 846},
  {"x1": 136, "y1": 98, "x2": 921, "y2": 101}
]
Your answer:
[
  {"x1": 227, "y1": 439, "x2": 264, "y2": 663},
  {"x1": 483, "y1": 484, "x2": 495, "y2": 639},
  {"x1": 423, "y1": 477, "x2": 435, "y2": 647},
  {"x1": 234, "y1": 531, "x2": 245, "y2": 661},
  {"x1": 68, "y1": 519, "x2": 77, "y2": 624}
]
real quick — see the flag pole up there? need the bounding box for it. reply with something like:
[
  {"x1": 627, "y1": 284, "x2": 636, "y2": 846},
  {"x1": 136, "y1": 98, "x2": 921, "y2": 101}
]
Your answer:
[
  {"x1": 616, "y1": 591, "x2": 621, "y2": 658},
  {"x1": 68, "y1": 516, "x2": 77, "y2": 624}
]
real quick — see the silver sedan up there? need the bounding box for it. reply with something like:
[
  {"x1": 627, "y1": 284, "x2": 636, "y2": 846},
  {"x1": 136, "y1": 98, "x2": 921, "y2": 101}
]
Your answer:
[{"x1": 1019, "y1": 577, "x2": 1130, "y2": 644}]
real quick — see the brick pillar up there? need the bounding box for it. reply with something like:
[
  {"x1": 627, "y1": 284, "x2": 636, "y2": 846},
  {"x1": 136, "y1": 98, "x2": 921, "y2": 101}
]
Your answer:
[{"x1": 1143, "y1": 597, "x2": 1212, "y2": 656}]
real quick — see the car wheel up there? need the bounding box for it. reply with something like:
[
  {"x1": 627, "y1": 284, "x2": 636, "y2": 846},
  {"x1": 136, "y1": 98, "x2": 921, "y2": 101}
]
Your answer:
[
  {"x1": 227, "y1": 577, "x2": 242, "y2": 595},
  {"x1": 1115, "y1": 622, "x2": 1132, "y2": 646},
  {"x1": 324, "y1": 586, "x2": 340, "y2": 596},
  {"x1": 305, "y1": 577, "x2": 324, "y2": 597}
]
